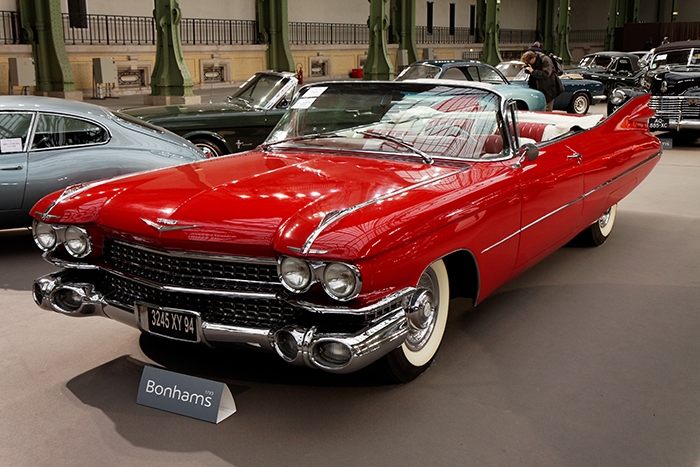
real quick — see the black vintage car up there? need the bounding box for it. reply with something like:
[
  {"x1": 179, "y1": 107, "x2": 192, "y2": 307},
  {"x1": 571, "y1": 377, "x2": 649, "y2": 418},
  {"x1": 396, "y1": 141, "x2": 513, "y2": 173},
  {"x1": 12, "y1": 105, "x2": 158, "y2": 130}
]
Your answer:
[
  {"x1": 567, "y1": 52, "x2": 646, "y2": 97},
  {"x1": 645, "y1": 41, "x2": 700, "y2": 132},
  {"x1": 122, "y1": 71, "x2": 298, "y2": 157}
]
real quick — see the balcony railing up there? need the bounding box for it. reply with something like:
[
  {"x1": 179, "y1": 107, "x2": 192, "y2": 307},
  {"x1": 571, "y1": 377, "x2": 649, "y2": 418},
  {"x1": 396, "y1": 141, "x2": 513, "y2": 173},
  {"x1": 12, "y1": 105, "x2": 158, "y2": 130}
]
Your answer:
[
  {"x1": 0, "y1": 10, "x2": 606, "y2": 48},
  {"x1": 1, "y1": 10, "x2": 20, "y2": 44},
  {"x1": 61, "y1": 13, "x2": 257, "y2": 46},
  {"x1": 289, "y1": 22, "x2": 369, "y2": 45},
  {"x1": 416, "y1": 26, "x2": 474, "y2": 44}
]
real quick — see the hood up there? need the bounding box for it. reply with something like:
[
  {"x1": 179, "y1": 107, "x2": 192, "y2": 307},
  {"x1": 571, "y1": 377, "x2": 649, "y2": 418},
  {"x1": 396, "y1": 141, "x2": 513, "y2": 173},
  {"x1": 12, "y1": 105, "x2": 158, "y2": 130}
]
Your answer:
[
  {"x1": 648, "y1": 67, "x2": 700, "y2": 94},
  {"x1": 33, "y1": 150, "x2": 486, "y2": 259},
  {"x1": 121, "y1": 101, "x2": 257, "y2": 121}
]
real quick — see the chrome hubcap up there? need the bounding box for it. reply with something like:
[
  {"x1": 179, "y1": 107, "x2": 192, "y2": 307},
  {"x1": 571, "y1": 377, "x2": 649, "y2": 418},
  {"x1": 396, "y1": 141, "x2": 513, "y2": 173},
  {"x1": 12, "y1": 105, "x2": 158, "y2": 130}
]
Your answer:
[
  {"x1": 405, "y1": 269, "x2": 439, "y2": 352},
  {"x1": 599, "y1": 207, "x2": 612, "y2": 229}
]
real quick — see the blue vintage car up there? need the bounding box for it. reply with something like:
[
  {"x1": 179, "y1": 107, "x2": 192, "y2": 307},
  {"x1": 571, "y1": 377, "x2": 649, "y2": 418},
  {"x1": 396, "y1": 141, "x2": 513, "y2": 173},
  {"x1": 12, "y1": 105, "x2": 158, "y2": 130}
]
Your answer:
[
  {"x1": 0, "y1": 96, "x2": 206, "y2": 229},
  {"x1": 499, "y1": 60, "x2": 606, "y2": 114},
  {"x1": 396, "y1": 60, "x2": 546, "y2": 111}
]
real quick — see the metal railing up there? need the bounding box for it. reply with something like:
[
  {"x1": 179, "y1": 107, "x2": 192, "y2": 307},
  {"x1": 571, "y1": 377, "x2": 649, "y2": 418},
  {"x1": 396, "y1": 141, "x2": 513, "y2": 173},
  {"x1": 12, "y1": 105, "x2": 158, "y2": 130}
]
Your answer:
[
  {"x1": 0, "y1": 10, "x2": 605, "y2": 47},
  {"x1": 570, "y1": 29, "x2": 606, "y2": 43},
  {"x1": 289, "y1": 22, "x2": 368, "y2": 45},
  {"x1": 180, "y1": 18, "x2": 257, "y2": 45},
  {"x1": 1, "y1": 10, "x2": 20, "y2": 44},
  {"x1": 416, "y1": 26, "x2": 474, "y2": 44},
  {"x1": 62, "y1": 13, "x2": 257, "y2": 45},
  {"x1": 498, "y1": 29, "x2": 537, "y2": 44}
]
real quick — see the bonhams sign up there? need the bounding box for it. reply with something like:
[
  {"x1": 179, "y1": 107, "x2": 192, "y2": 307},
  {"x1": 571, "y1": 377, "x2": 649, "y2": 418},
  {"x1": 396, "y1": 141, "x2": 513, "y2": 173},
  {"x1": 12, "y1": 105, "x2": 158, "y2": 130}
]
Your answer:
[{"x1": 137, "y1": 366, "x2": 236, "y2": 423}]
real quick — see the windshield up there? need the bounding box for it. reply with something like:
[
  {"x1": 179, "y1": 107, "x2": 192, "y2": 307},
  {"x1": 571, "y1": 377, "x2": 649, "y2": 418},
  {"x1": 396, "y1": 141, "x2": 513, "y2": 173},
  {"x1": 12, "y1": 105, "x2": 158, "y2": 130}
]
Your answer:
[
  {"x1": 650, "y1": 48, "x2": 700, "y2": 69},
  {"x1": 264, "y1": 82, "x2": 506, "y2": 162},
  {"x1": 229, "y1": 73, "x2": 290, "y2": 109},
  {"x1": 395, "y1": 65, "x2": 443, "y2": 81},
  {"x1": 578, "y1": 55, "x2": 612, "y2": 69}
]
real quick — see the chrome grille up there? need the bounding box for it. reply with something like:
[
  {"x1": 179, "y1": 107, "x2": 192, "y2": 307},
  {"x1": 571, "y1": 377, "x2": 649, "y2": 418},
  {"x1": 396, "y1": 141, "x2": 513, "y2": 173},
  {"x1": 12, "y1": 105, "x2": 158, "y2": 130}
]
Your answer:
[
  {"x1": 649, "y1": 96, "x2": 700, "y2": 118},
  {"x1": 103, "y1": 272, "x2": 300, "y2": 328},
  {"x1": 104, "y1": 240, "x2": 283, "y2": 293}
]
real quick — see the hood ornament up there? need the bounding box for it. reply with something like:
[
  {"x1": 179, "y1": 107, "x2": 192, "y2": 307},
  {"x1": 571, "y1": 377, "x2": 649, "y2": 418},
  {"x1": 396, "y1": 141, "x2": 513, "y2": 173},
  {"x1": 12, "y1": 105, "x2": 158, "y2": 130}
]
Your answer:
[{"x1": 140, "y1": 218, "x2": 202, "y2": 232}]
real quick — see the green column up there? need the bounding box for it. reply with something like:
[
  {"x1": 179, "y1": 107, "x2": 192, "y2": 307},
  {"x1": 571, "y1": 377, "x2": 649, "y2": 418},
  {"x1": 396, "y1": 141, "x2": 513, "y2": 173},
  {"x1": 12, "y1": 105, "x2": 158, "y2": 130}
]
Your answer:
[
  {"x1": 390, "y1": 0, "x2": 419, "y2": 66},
  {"x1": 18, "y1": 0, "x2": 81, "y2": 100},
  {"x1": 480, "y1": 0, "x2": 501, "y2": 66},
  {"x1": 628, "y1": 0, "x2": 640, "y2": 23},
  {"x1": 256, "y1": 0, "x2": 294, "y2": 72},
  {"x1": 363, "y1": 0, "x2": 394, "y2": 80},
  {"x1": 554, "y1": 0, "x2": 572, "y2": 65},
  {"x1": 605, "y1": 0, "x2": 617, "y2": 51},
  {"x1": 475, "y1": 0, "x2": 486, "y2": 43},
  {"x1": 657, "y1": 0, "x2": 666, "y2": 22},
  {"x1": 148, "y1": 0, "x2": 199, "y2": 105},
  {"x1": 671, "y1": 0, "x2": 678, "y2": 22},
  {"x1": 542, "y1": 0, "x2": 555, "y2": 53}
]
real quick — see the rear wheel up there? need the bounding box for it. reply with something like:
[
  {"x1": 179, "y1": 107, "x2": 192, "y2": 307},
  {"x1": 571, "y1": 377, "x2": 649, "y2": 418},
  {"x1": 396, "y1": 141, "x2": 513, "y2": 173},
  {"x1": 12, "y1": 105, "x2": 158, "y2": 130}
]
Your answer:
[
  {"x1": 576, "y1": 204, "x2": 617, "y2": 246},
  {"x1": 567, "y1": 92, "x2": 590, "y2": 115},
  {"x1": 190, "y1": 137, "x2": 226, "y2": 158},
  {"x1": 372, "y1": 259, "x2": 450, "y2": 383}
]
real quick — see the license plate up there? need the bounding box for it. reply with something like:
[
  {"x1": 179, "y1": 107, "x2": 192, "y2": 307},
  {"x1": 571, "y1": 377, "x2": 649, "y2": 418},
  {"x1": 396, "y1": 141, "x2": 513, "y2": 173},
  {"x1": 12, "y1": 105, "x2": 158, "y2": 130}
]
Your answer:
[
  {"x1": 648, "y1": 117, "x2": 669, "y2": 130},
  {"x1": 137, "y1": 302, "x2": 200, "y2": 342}
]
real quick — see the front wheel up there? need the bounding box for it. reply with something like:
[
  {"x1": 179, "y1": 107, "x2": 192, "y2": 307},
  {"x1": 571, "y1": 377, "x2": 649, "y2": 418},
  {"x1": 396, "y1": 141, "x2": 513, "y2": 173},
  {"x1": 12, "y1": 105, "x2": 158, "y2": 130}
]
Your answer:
[
  {"x1": 190, "y1": 137, "x2": 226, "y2": 158},
  {"x1": 567, "y1": 92, "x2": 590, "y2": 115},
  {"x1": 371, "y1": 259, "x2": 450, "y2": 383},
  {"x1": 576, "y1": 204, "x2": 617, "y2": 246}
]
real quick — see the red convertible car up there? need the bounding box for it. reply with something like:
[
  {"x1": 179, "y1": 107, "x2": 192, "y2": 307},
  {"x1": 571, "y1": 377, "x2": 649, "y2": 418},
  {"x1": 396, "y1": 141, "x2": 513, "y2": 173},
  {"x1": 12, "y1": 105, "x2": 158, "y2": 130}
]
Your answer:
[{"x1": 31, "y1": 81, "x2": 661, "y2": 382}]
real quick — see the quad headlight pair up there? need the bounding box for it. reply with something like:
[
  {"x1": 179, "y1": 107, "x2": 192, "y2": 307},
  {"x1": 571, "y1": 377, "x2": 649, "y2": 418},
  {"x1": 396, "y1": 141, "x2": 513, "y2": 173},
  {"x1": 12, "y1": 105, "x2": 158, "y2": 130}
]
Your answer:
[
  {"x1": 278, "y1": 256, "x2": 362, "y2": 301},
  {"x1": 32, "y1": 220, "x2": 92, "y2": 258}
]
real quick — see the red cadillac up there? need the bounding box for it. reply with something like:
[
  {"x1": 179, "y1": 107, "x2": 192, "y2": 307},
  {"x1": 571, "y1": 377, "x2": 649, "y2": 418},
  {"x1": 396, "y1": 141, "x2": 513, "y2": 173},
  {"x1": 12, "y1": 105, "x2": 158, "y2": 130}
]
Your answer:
[{"x1": 31, "y1": 81, "x2": 661, "y2": 382}]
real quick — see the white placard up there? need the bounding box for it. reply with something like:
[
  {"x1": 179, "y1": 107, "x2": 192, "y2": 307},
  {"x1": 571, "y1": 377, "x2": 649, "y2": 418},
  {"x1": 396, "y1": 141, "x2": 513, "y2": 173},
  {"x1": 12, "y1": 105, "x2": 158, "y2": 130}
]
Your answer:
[
  {"x1": 292, "y1": 98, "x2": 316, "y2": 110},
  {"x1": 0, "y1": 138, "x2": 23, "y2": 153},
  {"x1": 303, "y1": 86, "x2": 327, "y2": 98}
]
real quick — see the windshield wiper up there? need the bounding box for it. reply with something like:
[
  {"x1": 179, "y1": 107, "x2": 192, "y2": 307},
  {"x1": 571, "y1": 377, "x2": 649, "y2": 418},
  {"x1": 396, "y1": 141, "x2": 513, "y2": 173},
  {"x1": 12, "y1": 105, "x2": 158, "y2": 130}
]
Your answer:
[
  {"x1": 355, "y1": 130, "x2": 433, "y2": 165},
  {"x1": 260, "y1": 132, "x2": 341, "y2": 150}
]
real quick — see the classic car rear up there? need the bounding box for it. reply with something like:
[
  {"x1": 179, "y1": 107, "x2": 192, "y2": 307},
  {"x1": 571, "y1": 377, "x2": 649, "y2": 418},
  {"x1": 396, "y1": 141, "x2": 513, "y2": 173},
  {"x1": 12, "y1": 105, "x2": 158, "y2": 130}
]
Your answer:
[{"x1": 30, "y1": 81, "x2": 661, "y2": 382}]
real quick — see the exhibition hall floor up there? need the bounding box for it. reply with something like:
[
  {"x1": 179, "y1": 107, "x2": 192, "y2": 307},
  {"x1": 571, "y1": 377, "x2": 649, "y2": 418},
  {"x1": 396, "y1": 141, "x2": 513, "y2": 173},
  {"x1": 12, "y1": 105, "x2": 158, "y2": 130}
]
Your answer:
[{"x1": 2, "y1": 107, "x2": 700, "y2": 465}]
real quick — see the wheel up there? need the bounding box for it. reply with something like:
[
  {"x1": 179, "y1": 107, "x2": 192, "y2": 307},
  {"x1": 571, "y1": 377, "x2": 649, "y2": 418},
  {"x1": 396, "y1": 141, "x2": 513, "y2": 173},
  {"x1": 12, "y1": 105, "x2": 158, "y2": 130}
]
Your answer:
[
  {"x1": 371, "y1": 259, "x2": 450, "y2": 383},
  {"x1": 189, "y1": 137, "x2": 226, "y2": 158},
  {"x1": 567, "y1": 92, "x2": 590, "y2": 115},
  {"x1": 576, "y1": 204, "x2": 617, "y2": 246}
]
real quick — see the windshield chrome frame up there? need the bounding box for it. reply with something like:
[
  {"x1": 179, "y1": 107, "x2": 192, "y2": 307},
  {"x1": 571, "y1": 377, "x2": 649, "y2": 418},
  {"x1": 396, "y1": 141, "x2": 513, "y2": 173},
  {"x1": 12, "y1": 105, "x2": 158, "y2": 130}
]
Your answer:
[{"x1": 271, "y1": 80, "x2": 519, "y2": 163}]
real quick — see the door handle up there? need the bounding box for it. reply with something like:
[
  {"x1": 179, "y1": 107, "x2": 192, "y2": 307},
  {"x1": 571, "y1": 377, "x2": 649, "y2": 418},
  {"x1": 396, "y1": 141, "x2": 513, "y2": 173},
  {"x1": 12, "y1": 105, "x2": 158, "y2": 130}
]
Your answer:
[
  {"x1": 566, "y1": 146, "x2": 582, "y2": 165},
  {"x1": 1, "y1": 165, "x2": 24, "y2": 171}
]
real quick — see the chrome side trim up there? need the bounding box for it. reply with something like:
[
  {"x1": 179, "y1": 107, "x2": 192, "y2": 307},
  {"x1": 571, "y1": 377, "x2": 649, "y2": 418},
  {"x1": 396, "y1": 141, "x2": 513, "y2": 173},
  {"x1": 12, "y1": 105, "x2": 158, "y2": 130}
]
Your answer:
[
  {"x1": 300, "y1": 166, "x2": 473, "y2": 254},
  {"x1": 284, "y1": 287, "x2": 415, "y2": 315},
  {"x1": 482, "y1": 150, "x2": 662, "y2": 254}
]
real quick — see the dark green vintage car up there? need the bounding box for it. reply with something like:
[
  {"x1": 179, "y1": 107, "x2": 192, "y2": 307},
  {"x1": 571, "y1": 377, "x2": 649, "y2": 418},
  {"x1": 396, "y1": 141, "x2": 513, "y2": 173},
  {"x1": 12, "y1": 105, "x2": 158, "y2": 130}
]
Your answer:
[
  {"x1": 566, "y1": 52, "x2": 647, "y2": 97},
  {"x1": 122, "y1": 71, "x2": 298, "y2": 157}
]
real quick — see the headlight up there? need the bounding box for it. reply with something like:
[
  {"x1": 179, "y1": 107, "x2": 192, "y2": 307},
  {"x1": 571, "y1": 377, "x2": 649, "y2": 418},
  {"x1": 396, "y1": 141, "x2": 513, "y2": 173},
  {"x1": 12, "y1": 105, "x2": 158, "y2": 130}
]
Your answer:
[
  {"x1": 64, "y1": 226, "x2": 92, "y2": 258},
  {"x1": 322, "y1": 262, "x2": 361, "y2": 301},
  {"x1": 279, "y1": 256, "x2": 312, "y2": 292},
  {"x1": 609, "y1": 89, "x2": 625, "y2": 105},
  {"x1": 33, "y1": 221, "x2": 57, "y2": 251}
]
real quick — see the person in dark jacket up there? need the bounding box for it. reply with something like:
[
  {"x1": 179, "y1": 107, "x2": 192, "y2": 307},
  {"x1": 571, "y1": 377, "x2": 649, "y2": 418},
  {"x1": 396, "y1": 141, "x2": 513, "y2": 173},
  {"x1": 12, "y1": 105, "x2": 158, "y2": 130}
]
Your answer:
[{"x1": 521, "y1": 50, "x2": 564, "y2": 111}]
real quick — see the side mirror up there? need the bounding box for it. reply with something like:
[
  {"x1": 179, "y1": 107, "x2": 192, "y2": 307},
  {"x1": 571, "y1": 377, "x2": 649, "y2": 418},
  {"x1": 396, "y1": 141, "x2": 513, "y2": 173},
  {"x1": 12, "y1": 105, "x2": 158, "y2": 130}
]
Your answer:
[
  {"x1": 520, "y1": 143, "x2": 539, "y2": 161},
  {"x1": 513, "y1": 143, "x2": 539, "y2": 168}
]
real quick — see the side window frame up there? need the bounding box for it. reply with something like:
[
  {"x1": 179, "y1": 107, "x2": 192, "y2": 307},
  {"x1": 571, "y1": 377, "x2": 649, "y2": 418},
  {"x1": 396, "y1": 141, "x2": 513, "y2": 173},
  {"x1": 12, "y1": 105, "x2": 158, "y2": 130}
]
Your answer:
[
  {"x1": 0, "y1": 111, "x2": 36, "y2": 153},
  {"x1": 30, "y1": 112, "x2": 111, "y2": 151}
]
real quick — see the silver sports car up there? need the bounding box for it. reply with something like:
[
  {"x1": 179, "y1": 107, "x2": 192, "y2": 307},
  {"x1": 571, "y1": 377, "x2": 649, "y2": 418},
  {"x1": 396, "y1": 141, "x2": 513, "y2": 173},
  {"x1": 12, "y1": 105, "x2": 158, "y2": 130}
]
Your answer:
[{"x1": 0, "y1": 96, "x2": 205, "y2": 229}]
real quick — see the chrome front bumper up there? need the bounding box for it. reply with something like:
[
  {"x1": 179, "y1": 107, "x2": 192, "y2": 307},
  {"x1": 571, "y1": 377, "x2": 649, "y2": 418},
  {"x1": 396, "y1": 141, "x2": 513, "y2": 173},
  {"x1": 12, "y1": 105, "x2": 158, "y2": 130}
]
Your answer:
[{"x1": 33, "y1": 271, "x2": 411, "y2": 374}]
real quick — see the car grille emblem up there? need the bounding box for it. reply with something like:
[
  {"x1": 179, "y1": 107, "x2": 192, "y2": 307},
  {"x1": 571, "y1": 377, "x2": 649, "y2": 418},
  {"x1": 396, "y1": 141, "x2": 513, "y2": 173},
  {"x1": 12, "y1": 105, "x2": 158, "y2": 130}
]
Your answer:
[{"x1": 140, "y1": 217, "x2": 202, "y2": 231}]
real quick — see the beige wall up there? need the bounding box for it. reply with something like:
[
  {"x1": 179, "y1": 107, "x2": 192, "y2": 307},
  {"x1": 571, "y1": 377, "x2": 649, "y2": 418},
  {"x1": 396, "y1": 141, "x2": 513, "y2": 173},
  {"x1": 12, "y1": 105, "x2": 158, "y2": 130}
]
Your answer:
[{"x1": 57, "y1": 0, "x2": 256, "y2": 19}]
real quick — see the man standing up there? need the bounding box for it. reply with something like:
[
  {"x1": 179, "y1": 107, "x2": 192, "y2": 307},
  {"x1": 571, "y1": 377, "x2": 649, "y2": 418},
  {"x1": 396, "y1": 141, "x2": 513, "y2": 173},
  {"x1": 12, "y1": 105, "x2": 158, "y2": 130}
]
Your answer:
[{"x1": 521, "y1": 50, "x2": 564, "y2": 112}]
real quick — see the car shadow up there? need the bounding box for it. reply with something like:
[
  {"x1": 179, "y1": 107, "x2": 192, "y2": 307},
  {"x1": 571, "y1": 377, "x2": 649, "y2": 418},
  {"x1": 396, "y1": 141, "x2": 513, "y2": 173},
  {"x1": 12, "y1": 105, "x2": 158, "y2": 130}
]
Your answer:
[{"x1": 0, "y1": 228, "x2": 55, "y2": 290}]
